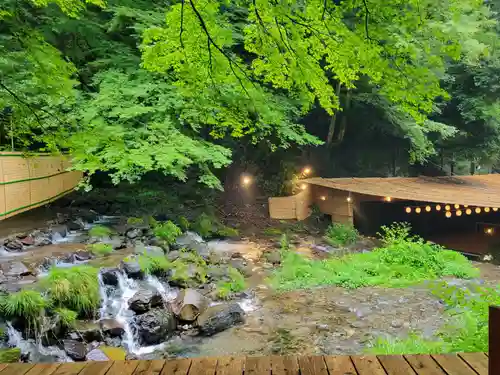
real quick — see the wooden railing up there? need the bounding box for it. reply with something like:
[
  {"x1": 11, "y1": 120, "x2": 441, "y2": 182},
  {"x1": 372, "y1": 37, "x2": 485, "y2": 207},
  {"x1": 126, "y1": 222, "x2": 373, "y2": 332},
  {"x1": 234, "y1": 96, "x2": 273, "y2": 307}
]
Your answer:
[{"x1": 489, "y1": 306, "x2": 500, "y2": 374}]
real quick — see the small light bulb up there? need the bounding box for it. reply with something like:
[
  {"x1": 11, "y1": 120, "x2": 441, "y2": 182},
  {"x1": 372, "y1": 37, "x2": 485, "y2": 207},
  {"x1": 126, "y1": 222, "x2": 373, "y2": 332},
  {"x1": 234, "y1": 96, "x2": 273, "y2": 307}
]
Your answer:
[
  {"x1": 320, "y1": 196, "x2": 326, "y2": 201},
  {"x1": 466, "y1": 208, "x2": 472, "y2": 215},
  {"x1": 425, "y1": 206, "x2": 431, "y2": 212},
  {"x1": 486, "y1": 228, "x2": 494, "y2": 235},
  {"x1": 445, "y1": 205, "x2": 451, "y2": 211},
  {"x1": 454, "y1": 204, "x2": 460, "y2": 209},
  {"x1": 303, "y1": 167, "x2": 312, "y2": 175},
  {"x1": 445, "y1": 211, "x2": 452, "y2": 218},
  {"x1": 415, "y1": 207, "x2": 421, "y2": 214},
  {"x1": 385, "y1": 197, "x2": 392, "y2": 202},
  {"x1": 242, "y1": 176, "x2": 251, "y2": 186},
  {"x1": 346, "y1": 196, "x2": 352, "y2": 202},
  {"x1": 485, "y1": 207, "x2": 491, "y2": 213},
  {"x1": 494, "y1": 208, "x2": 499, "y2": 212},
  {"x1": 456, "y1": 210, "x2": 462, "y2": 217},
  {"x1": 464, "y1": 205, "x2": 469, "y2": 208},
  {"x1": 475, "y1": 207, "x2": 482, "y2": 214},
  {"x1": 436, "y1": 205, "x2": 441, "y2": 211},
  {"x1": 405, "y1": 207, "x2": 412, "y2": 213},
  {"x1": 300, "y1": 183, "x2": 307, "y2": 190}
]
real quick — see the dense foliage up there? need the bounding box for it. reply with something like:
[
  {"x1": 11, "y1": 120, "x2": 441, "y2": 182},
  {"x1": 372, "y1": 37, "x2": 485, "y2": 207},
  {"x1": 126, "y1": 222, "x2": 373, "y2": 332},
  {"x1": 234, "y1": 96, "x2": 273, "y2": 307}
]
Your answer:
[{"x1": 2, "y1": 0, "x2": 500, "y2": 187}]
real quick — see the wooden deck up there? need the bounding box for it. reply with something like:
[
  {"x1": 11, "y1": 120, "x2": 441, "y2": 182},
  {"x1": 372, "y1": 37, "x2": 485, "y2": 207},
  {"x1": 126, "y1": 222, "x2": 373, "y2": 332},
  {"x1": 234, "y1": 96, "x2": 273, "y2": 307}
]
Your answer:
[{"x1": 0, "y1": 353, "x2": 489, "y2": 375}]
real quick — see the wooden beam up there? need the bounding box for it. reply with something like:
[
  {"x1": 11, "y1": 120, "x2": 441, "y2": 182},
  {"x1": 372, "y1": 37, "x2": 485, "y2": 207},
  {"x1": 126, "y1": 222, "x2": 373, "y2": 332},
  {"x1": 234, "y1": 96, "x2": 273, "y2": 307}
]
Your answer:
[{"x1": 489, "y1": 306, "x2": 500, "y2": 374}]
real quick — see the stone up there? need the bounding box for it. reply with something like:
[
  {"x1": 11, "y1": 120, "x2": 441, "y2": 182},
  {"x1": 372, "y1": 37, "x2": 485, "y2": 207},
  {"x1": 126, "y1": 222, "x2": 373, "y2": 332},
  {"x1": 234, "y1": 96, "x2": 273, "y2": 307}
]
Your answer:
[
  {"x1": 197, "y1": 303, "x2": 245, "y2": 336},
  {"x1": 19, "y1": 236, "x2": 34, "y2": 246},
  {"x1": 4, "y1": 239, "x2": 23, "y2": 251},
  {"x1": 103, "y1": 237, "x2": 125, "y2": 250},
  {"x1": 121, "y1": 260, "x2": 143, "y2": 279},
  {"x1": 126, "y1": 228, "x2": 143, "y2": 240},
  {"x1": 67, "y1": 220, "x2": 85, "y2": 231},
  {"x1": 3, "y1": 262, "x2": 31, "y2": 277},
  {"x1": 86, "y1": 348, "x2": 110, "y2": 361},
  {"x1": 39, "y1": 316, "x2": 63, "y2": 346},
  {"x1": 174, "y1": 232, "x2": 204, "y2": 249},
  {"x1": 99, "y1": 319, "x2": 125, "y2": 337},
  {"x1": 167, "y1": 251, "x2": 181, "y2": 262},
  {"x1": 171, "y1": 289, "x2": 210, "y2": 322},
  {"x1": 134, "y1": 308, "x2": 177, "y2": 345},
  {"x1": 264, "y1": 251, "x2": 281, "y2": 265},
  {"x1": 74, "y1": 250, "x2": 92, "y2": 261},
  {"x1": 129, "y1": 288, "x2": 163, "y2": 314},
  {"x1": 391, "y1": 319, "x2": 404, "y2": 328},
  {"x1": 100, "y1": 268, "x2": 119, "y2": 286},
  {"x1": 62, "y1": 340, "x2": 87, "y2": 361},
  {"x1": 72, "y1": 322, "x2": 103, "y2": 342},
  {"x1": 50, "y1": 224, "x2": 68, "y2": 239}
]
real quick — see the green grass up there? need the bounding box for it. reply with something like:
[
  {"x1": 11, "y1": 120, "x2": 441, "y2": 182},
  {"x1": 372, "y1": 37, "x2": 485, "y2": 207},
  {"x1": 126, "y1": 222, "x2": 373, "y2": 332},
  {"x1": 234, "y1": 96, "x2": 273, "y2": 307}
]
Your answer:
[
  {"x1": 53, "y1": 307, "x2": 78, "y2": 329},
  {"x1": 0, "y1": 290, "x2": 46, "y2": 329},
  {"x1": 42, "y1": 265, "x2": 100, "y2": 317},
  {"x1": 89, "y1": 225, "x2": 112, "y2": 238},
  {"x1": 270, "y1": 223, "x2": 479, "y2": 290},
  {"x1": 216, "y1": 267, "x2": 246, "y2": 299},
  {"x1": 324, "y1": 222, "x2": 359, "y2": 247},
  {"x1": 88, "y1": 243, "x2": 113, "y2": 257},
  {"x1": 153, "y1": 221, "x2": 182, "y2": 245},
  {"x1": 137, "y1": 253, "x2": 172, "y2": 275}
]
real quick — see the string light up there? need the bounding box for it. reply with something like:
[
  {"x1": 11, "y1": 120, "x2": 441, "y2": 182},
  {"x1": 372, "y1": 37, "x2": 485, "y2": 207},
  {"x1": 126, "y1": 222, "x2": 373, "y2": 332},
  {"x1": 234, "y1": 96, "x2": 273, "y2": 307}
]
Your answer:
[
  {"x1": 485, "y1": 207, "x2": 491, "y2": 213},
  {"x1": 303, "y1": 167, "x2": 312, "y2": 175},
  {"x1": 436, "y1": 205, "x2": 442, "y2": 211},
  {"x1": 454, "y1": 204, "x2": 460, "y2": 209},
  {"x1": 464, "y1": 205, "x2": 469, "y2": 208},
  {"x1": 456, "y1": 210, "x2": 462, "y2": 217},
  {"x1": 405, "y1": 207, "x2": 412, "y2": 213},
  {"x1": 425, "y1": 206, "x2": 431, "y2": 212},
  {"x1": 466, "y1": 208, "x2": 472, "y2": 215},
  {"x1": 445, "y1": 205, "x2": 451, "y2": 211},
  {"x1": 384, "y1": 196, "x2": 392, "y2": 202},
  {"x1": 494, "y1": 208, "x2": 499, "y2": 212},
  {"x1": 445, "y1": 211, "x2": 452, "y2": 218},
  {"x1": 415, "y1": 207, "x2": 421, "y2": 214},
  {"x1": 320, "y1": 196, "x2": 326, "y2": 201},
  {"x1": 475, "y1": 207, "x2": 482, "y2": 214}
]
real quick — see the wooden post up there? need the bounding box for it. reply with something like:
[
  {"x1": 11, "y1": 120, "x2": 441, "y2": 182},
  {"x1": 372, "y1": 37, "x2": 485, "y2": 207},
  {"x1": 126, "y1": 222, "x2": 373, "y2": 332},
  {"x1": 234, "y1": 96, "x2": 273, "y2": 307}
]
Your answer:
[{"x1": 489, "y1": 306, "x2": 500, "y2": 374}]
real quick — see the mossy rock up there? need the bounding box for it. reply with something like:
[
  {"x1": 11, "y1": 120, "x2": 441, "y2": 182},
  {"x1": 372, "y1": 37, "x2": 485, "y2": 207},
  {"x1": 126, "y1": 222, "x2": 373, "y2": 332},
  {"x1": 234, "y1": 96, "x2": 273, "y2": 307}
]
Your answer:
[
  {"x1": 0, "y1": 348, "x2": 21, "y2": 363},
  {"x1": 99, "y1": 346, "x2": 126, "y2": 360}
]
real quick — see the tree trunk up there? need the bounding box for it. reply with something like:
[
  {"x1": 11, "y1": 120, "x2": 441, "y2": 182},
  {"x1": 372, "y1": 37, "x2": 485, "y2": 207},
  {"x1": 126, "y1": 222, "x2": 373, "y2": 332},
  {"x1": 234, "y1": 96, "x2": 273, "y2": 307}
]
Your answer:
[
  {"x1": 334, "y1": 89, "x2": 351, "y2": 144},
  {"x1": 326, "y1": 82, "x2": 342, "y2": 145}
]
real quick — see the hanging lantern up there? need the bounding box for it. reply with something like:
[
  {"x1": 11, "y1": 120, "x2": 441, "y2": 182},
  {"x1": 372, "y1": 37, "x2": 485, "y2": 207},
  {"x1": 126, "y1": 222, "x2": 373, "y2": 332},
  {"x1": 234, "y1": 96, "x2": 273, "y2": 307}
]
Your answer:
[
  {"x1": 445, "y1": 211, "x2": 452, "y2": 218},
  {"x1": 425, "y1": 206, "x2": 431, "y2": 212},
  {"x1": 405, "y1": 207, "x2": 412, "y2": 214},
  {"x1": 445, "y1": 205, "x2": 451, "y2": 211},
  {"x1": 415, "y1": 207, "x2": 422, "y2": 214},
  {"x1": 475, "y1": 207, "x2": 482, "y2": 214},
  {"x1": 436, "y1": 205, "x2": 442, "y2": 211},
  {"x1": 454, "y1": 204, "x2": 460, "y2": 209},
  {"x1": 456, "y1": 210, "x2": 462, "y2": 217},
  {"x1": 466, "y1": 208, "x2": 472, "y2": 215},
  {"x1": 485, "y1": 207, "x2": 491, "y2": 213}
]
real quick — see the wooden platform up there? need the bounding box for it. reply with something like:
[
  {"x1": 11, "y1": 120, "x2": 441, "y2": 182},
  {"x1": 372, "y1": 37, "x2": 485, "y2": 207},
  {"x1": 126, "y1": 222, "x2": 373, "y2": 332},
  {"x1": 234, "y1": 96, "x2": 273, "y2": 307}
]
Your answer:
[{"x1": 0, "y1": 353, "x2": 489, "y2": 375}]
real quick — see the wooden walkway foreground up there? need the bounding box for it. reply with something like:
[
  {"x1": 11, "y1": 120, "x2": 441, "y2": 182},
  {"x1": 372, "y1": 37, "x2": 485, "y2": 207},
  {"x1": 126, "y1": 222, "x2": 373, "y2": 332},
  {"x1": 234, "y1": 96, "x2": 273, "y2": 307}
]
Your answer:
[{"x1": 0, "y1": 352, "x2": 489, "y2": 375}]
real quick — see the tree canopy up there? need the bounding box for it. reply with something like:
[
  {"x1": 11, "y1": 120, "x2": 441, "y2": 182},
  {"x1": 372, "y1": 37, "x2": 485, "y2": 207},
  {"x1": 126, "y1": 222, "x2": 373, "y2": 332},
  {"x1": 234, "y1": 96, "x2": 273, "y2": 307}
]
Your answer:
[{"x1": 1, "y1": 0, "x2": 500, "y2": 187}]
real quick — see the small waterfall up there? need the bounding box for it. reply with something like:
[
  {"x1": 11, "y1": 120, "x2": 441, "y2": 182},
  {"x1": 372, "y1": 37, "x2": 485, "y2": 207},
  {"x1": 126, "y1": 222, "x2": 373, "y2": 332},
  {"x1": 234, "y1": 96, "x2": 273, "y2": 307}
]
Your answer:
[{"x1": 145, "y1": 275, "x2": 178, "y2": 303}]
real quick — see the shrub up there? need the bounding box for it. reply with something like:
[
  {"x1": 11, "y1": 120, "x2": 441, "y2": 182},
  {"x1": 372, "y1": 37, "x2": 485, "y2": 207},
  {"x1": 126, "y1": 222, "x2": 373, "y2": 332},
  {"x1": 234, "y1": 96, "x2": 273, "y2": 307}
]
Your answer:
[
  {"x1": 0, "y1": 290, "x2": 46, "y2": 329},
  {"x1": 137, "y1": 254, "x2": 171, "y2": 275},
  {"x1": 42, "y1": 266, "x2": 100, "y2": 317},
  {"x1": 193, "y1": 213, "x2": 214, "y2": 238},
  {"x1": 153, "y1": 221, "x2": 182, "y2": 245},
  {"x1": 89, "y1": 225, "x2": 112, "y2": 238},
  {"x1": 216, "y1": 267, "x2": 246, "y2": 299},
  {"x1": 324, "y1": 223, "x2": 358, "y2": 247},
  {"x1": 378, "y1": 222, "x2": 413, "y2": 245},
  {"x1": 178, "y1": 216, "x2": 190, "y2": 232},
  {"x1": 127, "y1": 217, "x2": 145, "y2": 226},
  {"x1": 0, "y1": 348, "x2": 21, "y2": 363},
  {"x1": 88, "y1": 243, "x2": 113, "y2": 257},
  {"x1": 53, "y1": 307, "x2": 78, "y2": 329},
  {"x1": 217, "y1": 226, "x2": 239, "y2": 238},
  {"x1": 280, "y1": 233, "x2": 290, "y2": 251}
]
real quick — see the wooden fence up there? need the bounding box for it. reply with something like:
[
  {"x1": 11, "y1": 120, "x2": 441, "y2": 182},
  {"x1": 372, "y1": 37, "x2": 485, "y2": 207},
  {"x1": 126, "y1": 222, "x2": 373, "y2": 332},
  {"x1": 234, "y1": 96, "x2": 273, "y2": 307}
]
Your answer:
[{"x1": 0, "y1": 152, "x2": 82, "y2": 220}]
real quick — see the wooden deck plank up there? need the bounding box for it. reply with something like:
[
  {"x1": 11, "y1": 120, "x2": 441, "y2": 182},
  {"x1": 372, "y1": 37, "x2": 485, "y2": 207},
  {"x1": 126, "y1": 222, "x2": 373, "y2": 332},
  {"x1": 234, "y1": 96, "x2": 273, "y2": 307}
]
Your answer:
[
  {"x1": 160, "y1": 359, "x2": 192, "y2": 375},
  {"x1": 297, "y1": 356, "x2": 328, "y2": 375},
  {"x1": 377, "y1": 355, "x2": 415, "y2": 375},
  {"x1": 323, "y1": 355, "x2": 357, "y2": 375},
  {"x1": 404, "y1": 355, "x2": 447, "y2": 375},
  {"x1": 0, "y1": 363, "x2": 35, "y2": 375},
  {"x1": 106, "y1": 361, "x2": 139, "y2": 375},
  {"x1": 270, "y1": 355, "x2": 299, "y2": 375},
  {"x1": 24, "y1": 363, "x2": 61, "y2": 375},
  {"x1": 350, "y1": 355, "x2": 387, "y2": 375},
  {"x1": 132, "y1": 360, "x2": 165, "y2": 375},
  {"x1": 215, "y1": 356, "x2": 244, "y2": 375},
  {"x1": 0, "y1": 363, "x2": 10, "y2": 372},
  {"x1": 51, "y1": 362, "x2": 88, "y2": 375},
  {"x1": 245, "y1": 356, "x2": 271, "y2": 375},
  {"x1": 79, "y1": 361, "x2": 113, "y2": 375},
  {"x1": 187, "y1": 357, "x2": 217, "y2": 375},
  {"x1": 432, "y1": 354, "x2": 478, "y2": 375},
  {"x1": 458, "y1": 353, "x2": 488, "y2": 375}
]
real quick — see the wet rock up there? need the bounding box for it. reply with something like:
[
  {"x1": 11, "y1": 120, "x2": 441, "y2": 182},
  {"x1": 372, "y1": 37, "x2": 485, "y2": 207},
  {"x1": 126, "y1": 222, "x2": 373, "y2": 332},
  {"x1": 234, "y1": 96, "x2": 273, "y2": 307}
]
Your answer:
[
  {"x1": 129, "y1": 288, "x2": 163, "y2": 314},
  {"x1": 126, "y1": 228, "x2": 143, "y2": 240},
  {"x1": 264, "y1": 251, "x2": 281, "y2": 265},
  {"x1": 121, "y1": 260, "x2": 143, "y2": 279},
  {"x1": 50, "y1": 224, "x2": 68, "y2": 239},
  {"x1": 134, "y1": 308, "x2": 177, "y2": 345},
  {"x1": 4, "y1": 239, "x2": 23, "y2": 252},
  {"x1": 3, "y1": 262, "x2": 31, "y2": 277},
  {"x1": 103, "y1": 237, "x2": 125, "y2": 250},
  {"x1": 63, "y1": 340, "x2": 87, "y2": 361},
  {"x1": 197, "y1": 303, "x2": 245, "y2": 336},
  {"x1": 167, "y1": 251, "x2": 181, "y2": 262},
  {"x1": 86, "y1": 348, "x2": 110, "y2": 361},
  {"x1": 32, "y1": 232, "x2": 52, "y2": 247},
  {"x1": 71, "y1": 322, "x2": 103, "y2": 342},
  {"x1": 19, "y1": 236, "x2": 34, "y2": 246},
  {"x1": 100, "y1": 268, "x2": 119, "y2": 286},
  {"x1": 99, "y1": 346, "x2": 126, "y2": 360},
  {"x1": 39, "y1": 316, "x2": 63, "y2": 346},
  {"x1": 174, "y1": 232, "x2": 204, "y2": 249},
  {"x1": 207, "y1": 265, "x2": 228, "y2": 281},
  {"x1": 391, "y1": 319, "x2": 404, "y2": 328},
  {"x1": 99, "y1": 319, "x2": 125, "y2": 337},
  {"x1": 67, "y1": 220, "x2": 84, "y2": 231},
  {"x1": 104, "y1": 337, "x2": 122, "y2": 347},
  {"x1": 171, "y1": 289, "x2": 209, "y2": 322}
]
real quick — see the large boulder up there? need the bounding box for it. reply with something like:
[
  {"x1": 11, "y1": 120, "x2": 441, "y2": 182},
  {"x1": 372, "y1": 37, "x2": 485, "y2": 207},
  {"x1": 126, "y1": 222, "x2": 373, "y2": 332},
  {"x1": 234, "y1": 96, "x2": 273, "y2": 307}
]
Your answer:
[
  {"x1": 121, "y1": 260, "x2": 143, "y2": 279},
  {"x1": 3, "y1": 239, "x2": 23, "y2": 252},
  {"x1": 50, "y1": 225, "x2": 68, "y2": 240},
  {"x1": 171, "y1": 289, "x2": 209, "y2": 322},
  {"x1": 197, "y1": 303, "x2": 245, "y2": 336},
  {"x1": 86, "y1": 348, "x2": 110, "y2": 361},
  {"x1": 3, "y1": 262, "x2": 31, "y2": 277},
  {"x1": 68, "y1": 322, "x2": 103, "y2": 342},
  {"x1": 100, "y1": 268, "x2": 119, "y2": 286},
  {"x1": 128, "y1": 288, "x2": 163, "y2": 314},
  {"x1": 62, "y1": 340, "x2": 87, "y2": 361},
  {"x1": 134, "y1": 308, "x2": 176, "y2": 345},
  {"x1": 126, "y1": 228, "x2": 143, "y2": 240},
  {"x1": 99, "y1": 319, "x2": 125, "y2": 337}
]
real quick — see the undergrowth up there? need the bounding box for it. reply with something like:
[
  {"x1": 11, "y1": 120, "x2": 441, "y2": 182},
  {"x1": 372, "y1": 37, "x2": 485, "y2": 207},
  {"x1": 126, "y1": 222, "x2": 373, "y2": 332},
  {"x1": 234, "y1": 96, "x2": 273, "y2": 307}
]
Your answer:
[
  {"x1": 88, "y1": 243, "x2": 113, "y2": 257},
  {"x1": 270, "y1": 222, "x2": 479, "y2": 290},
  {"x1": 324, "y1": 222, "x2": 359, "y2": 247},
  {"x1": 89, "y1": 225, "x2": 112, "y2": 238},
  {"x1": 153, "y1": 221, "x2": 182, "y2": 245},
  {"x1": 137, "y1": 253, "x2": 171, "y2": 275},
  {"x1": 216, "y1": 267, "x2": 246, "y2": 299},
  {"x1": 54, "y1": 307, "x2": 78, "y2": 329},
  {"x1": 0, "y1": 290, "x2": 46, "y2": 330}
]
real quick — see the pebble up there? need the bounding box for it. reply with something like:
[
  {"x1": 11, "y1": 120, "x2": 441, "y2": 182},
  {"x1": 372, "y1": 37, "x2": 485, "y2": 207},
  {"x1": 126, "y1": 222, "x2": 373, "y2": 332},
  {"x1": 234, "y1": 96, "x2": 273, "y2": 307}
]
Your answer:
[
  {"x1": 316, "y1": 324, "x2": 330, "y2": 332},
  {"x1": 390, "y1": 319, "x2": 404, "y2": 328}
]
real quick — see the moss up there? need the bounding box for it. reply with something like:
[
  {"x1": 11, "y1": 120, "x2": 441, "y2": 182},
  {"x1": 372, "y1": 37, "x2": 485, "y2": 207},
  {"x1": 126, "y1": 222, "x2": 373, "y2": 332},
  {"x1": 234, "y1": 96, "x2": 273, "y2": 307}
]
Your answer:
[
  {"x1": 99, "y1": 346, "x2": 126, "y2": 360},
  {"x1": 137, "y1": 254, "x2": 171, "y2": 275},
  {"x1": 216, "y1": 267, "x2": 246, "y2": 299},
  {"x1": 88, "y1": 243, "x2": 113, "y2": 257},
  {"x1": 153, "y1": 221, "x2": 182, "y2": 245},
  {"x1": 53, "y1": 307, "x2": 78, "y2": 329},
  {"x1": 0, "y1": 348, "x2": 21, "y2": 363},
  {"x1": 88, "y1": 225, "x2": 112, "y2": 238}
]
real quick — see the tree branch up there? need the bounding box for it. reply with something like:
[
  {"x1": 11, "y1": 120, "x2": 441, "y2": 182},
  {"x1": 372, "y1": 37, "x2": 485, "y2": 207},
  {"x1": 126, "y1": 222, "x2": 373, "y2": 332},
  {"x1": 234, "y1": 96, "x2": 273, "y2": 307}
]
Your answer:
[
  {"x1": 180, "y1": 0, "x2": 185, "y2": 48},
  {"x1": 362, "y1": 0, "x2": 372, "y2": 41}
]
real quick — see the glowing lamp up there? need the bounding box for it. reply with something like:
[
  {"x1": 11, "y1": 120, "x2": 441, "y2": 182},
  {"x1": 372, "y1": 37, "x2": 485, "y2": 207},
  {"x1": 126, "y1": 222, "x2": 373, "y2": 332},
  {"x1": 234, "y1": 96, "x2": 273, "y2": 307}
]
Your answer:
[
  {"x1": 436, "y1": 205, "x2": 442, "y2": 211},
  {"x1": 475, "y1": 207, "x2": 482, "y2": 214},
  {"x1": 486, "y1": 228, "x2": 494, "y2": 235},
  {"x1": 405, "y1": 207, "x2": 412, "y2": 213},
  {"x1": 241, "y1": 175, "x2": 252, "y2": 186},
  {"x1": 346, "y1": 196, "x2": 352, "y2": 203},
  {"x1": 494, "y1": 208, "x2": 499, "y2": 212},
  {"x1": 466, "y1": 208, "x2": 472, "y2": 215},
  {"x1": 454, "y1": 204, "x2": 460, "y2": 209},
  {"x1": 485, "y1": 207, "x2": 491, "y2": 213},
  {"x1": 320, "y1": 196, "x2": 326, "y2": 201},
  {"x1": 384, "y1": 196, "x2": 392, "y2": 202},
  {"x1": 425, "y1": 206, "x2": 431, "y2": 212},
  {"x1": 445, "y1": 205, "x2": 451, "y2": 211},
  {"x1": 415, "y1": 207, "x2": 421, "y2": 214},
  {"x1": 456, "y1": 210, "x2": 462, "y2": 217},
  {"x1": 300, "y1": 183, "x2": 308, "y2": 190},
  {"x1": 445, "y1": 211, "x2": 452, "y2": 218},
  {"x1": 303, "y1": 167, "x2": 312, "y2": 175},
  {"x1": 464, "y1": 205, "x2": 469, "y2": 208}
]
